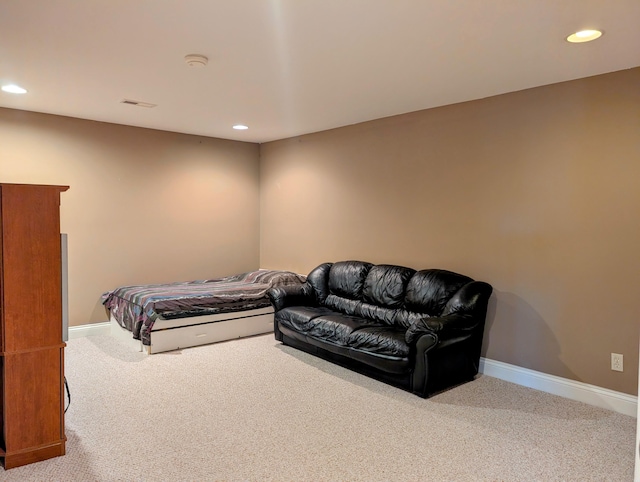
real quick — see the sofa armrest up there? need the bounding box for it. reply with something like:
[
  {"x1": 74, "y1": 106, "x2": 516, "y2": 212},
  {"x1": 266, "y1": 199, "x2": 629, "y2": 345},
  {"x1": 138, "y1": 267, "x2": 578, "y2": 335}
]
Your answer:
[
  {"x1": 267, "y1": 284, "x2": 315, "y2": 311},
  {"x1": 405, "y1": 313, "x2": 477, "y2": 345}
]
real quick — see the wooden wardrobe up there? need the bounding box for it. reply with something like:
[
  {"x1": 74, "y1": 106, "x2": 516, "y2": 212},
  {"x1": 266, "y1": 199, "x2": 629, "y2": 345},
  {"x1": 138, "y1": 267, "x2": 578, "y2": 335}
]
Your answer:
[{"x1": 0, "y1": 183, "x2": 68, "y2": 469}]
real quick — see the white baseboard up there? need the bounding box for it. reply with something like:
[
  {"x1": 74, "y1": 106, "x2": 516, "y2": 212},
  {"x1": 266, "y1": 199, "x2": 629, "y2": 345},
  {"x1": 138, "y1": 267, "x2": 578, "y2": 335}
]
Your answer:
[
  {"x1": 66, "y1": 324, "x2": 637, "y2": 417},
  {"x1": 68, "y1": 321, "x2": 111, "y2": 339},
  {"x1": 480, "y1": 357, "x2": 638, "y2": 418}
]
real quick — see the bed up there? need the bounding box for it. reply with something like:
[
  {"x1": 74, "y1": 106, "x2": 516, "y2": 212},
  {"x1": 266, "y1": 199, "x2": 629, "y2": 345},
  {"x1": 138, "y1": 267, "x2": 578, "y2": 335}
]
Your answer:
[{"x1": 102, "y1": 269, "x2": 306, "y2": 354}]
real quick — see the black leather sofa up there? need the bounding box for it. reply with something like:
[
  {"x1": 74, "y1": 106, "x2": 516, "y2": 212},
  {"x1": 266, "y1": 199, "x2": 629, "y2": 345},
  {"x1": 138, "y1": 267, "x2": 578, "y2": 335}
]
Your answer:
[{"x1": 267, "y1": 261, "x2": 492, "y2": 397}]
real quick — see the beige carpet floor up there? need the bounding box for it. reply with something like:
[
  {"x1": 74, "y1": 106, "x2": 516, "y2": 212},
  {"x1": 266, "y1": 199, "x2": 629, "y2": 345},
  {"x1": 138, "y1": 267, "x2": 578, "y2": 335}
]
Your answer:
[{"x1": 2, "y1": 334, "x2": 636, "y2": 481}]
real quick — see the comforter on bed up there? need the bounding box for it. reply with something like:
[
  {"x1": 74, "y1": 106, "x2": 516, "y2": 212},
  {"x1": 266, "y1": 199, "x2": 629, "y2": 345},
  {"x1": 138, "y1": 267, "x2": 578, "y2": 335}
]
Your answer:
[{"x1": 102, "y1": 269, "x2": 306, "y2": 345}]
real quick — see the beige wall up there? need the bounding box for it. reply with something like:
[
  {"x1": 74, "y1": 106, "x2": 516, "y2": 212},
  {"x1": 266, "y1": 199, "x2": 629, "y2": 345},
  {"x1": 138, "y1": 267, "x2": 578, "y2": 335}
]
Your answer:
[
  {"x1": 1, "y1": 69, "x2": 637, "y2": 395},
  {"x1": 260, "y1": 68, "x2": 640, "y2": 395},
  {"x1": 0, "y1": 108, "x2": 260, "y2": 327}
]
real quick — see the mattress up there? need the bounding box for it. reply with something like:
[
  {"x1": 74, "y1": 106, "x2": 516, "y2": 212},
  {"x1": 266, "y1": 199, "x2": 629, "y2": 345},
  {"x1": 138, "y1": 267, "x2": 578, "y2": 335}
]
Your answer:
[{"x1": 102, "y1": 269, "x2": 306, "y2": 345}]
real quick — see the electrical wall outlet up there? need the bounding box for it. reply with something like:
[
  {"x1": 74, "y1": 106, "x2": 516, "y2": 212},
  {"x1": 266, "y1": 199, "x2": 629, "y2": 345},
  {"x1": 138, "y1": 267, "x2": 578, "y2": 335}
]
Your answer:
[{"x1": 611, "y1": 353, "x2": 623, "y2": 372}]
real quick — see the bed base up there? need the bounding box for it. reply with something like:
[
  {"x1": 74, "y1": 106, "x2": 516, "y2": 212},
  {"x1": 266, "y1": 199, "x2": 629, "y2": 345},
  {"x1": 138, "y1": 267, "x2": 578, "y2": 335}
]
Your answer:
[{"x1": 110, "y1": 307, "x2": 274, "y2": 354}]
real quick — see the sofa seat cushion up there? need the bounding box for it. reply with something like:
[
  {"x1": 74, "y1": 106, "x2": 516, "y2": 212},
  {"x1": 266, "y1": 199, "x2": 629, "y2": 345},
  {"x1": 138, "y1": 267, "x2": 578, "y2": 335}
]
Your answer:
[
  {"x1": 347, "y1": 326, "x2": 410, "y2": 358},
  {"x1": 276, "y1": 306, "x2": 335, "y2": 332},
  {"x1": 307, "y1": 314, "x2": 383, "y2": 346}
]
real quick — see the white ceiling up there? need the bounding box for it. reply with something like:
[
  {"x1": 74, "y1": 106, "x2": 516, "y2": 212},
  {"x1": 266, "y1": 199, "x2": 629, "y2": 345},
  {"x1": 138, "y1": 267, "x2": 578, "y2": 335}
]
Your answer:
[{"x1": 1, "y1": 1, "x2": 639, "y2": 143}]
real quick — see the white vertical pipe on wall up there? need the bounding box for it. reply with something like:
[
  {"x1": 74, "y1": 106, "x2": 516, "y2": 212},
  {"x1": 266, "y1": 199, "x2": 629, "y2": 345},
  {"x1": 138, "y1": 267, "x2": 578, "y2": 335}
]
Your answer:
[{"x1": 61, "y1": 233, "x2": 69, "y2": 342}]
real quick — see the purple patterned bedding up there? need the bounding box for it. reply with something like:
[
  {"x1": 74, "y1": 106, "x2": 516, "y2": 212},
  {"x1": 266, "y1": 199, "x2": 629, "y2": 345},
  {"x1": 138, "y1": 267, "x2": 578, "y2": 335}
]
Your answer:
[{"x1": 102, "y1": 269, "x2": 306, "y2": 346}]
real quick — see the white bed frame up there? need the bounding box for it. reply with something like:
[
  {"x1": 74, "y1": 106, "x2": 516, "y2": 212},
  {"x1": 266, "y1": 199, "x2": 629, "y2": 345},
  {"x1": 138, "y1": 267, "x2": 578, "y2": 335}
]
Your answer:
[{"x1": 110, "y1": 306, "x2": 274, "y2": 354}]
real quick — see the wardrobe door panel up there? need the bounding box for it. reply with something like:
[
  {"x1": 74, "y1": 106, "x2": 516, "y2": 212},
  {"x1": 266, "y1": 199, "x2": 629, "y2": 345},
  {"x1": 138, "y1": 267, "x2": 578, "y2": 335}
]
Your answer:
[
  {"x1": 0, "y1": 185, "x2": 63, "y2": 352},
  {"x1": 3, "y1": 349, "x2": 63, "y2": 451}
]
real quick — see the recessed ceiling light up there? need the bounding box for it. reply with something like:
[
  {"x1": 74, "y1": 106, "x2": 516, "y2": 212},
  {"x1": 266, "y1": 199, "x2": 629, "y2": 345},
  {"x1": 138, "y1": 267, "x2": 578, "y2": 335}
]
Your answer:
[
  {"x1": 233, "y1": 124, "x2": 249, "y2": 130},
  {"x1": 566, "y1": 29, "x2": 603, "y2": 43},
  {"x1": 1, "y1": 84, "x2": 27, "y2": 94}
]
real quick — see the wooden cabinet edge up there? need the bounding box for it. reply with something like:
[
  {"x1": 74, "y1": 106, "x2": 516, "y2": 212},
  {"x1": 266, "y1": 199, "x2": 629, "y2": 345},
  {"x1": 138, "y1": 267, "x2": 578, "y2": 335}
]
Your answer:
[{"x1": 2, "y1": 439, "x2": 66, "y2": 470}]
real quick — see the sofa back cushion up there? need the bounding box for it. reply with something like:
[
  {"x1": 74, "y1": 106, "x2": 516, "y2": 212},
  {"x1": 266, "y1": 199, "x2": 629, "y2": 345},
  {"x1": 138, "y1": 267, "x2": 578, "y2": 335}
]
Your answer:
[
  {"x1": 404, "y1": 269, "x2": 473, "y2": 316},
  {"x1": 328, "y1": 261, "x2": 373, "y2": 299},
  {"x1": 363, "y1": 265, "x2": 416, "y2": 308},
  {"x1": 307, "y1": 262, "x2": 478, "y2": 329}
]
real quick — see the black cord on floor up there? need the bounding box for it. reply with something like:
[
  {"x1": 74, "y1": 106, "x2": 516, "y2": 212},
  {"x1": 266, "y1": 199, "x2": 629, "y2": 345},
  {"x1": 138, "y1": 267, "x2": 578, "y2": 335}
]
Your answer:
[{"x1": 64, "y1": 376, "x2": 71, "y2": 413}]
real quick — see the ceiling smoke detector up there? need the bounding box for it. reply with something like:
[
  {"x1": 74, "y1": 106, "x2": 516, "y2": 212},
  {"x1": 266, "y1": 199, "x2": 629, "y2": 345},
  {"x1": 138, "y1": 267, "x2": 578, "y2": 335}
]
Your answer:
[{"x1": 184, "y1": 54, "x2": 208, "y2": 67}]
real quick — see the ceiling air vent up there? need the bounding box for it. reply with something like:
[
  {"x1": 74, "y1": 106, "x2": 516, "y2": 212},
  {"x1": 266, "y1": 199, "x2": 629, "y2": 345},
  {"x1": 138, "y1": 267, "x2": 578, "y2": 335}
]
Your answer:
[{"x1": 120, "y1": 99, "x2": 157, "y2": 108}]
